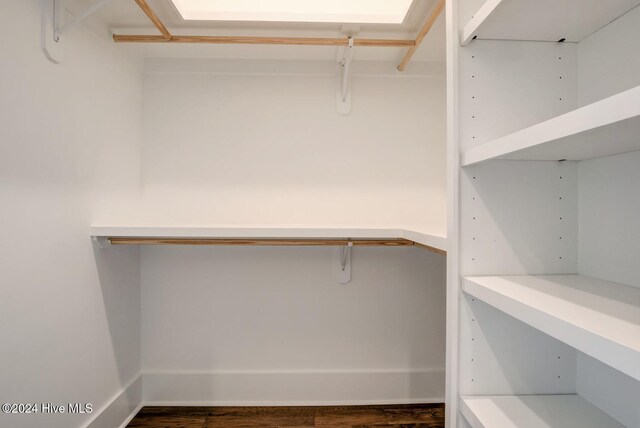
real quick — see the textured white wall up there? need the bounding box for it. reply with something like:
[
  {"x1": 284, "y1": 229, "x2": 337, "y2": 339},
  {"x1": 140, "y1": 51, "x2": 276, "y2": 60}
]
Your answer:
[
  {"x1": 141, "y1": 246, "x2": 446, "y2": 403},
  {"x1": 139, "y1": 61, "x2": 447, "y2": 234},
  {"x1": 138, "y1": 62, "x2": 447, "y2": 403},
  {"x1": 578, "y1": 5, "x2": 640, "y2": 106},
  {"x1": 578, "y1": 150, "x2": 640, "y2": 288},
  {"x1": 0, "y1": 2, "x2": 143, "y2": 427},
  {"x1": 576, "y1": 9, "x2": 640, "y2": 421},
  {"x1": 577, "y1": 353, "x2": 640, "y2": 428}
]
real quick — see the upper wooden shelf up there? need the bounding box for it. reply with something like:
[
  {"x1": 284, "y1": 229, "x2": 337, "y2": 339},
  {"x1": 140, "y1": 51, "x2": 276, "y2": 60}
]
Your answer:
[
  {"x1": 461, "y1": 0, "x2": 640, "y2": 45},
  {"x1": 462, "y1": 85, "x2": 640, "y2": 166},
  {"x1": 91, "y1": 226, "x2": 447, "y2": 254},
  {"x1": 461, "y1": 395, "x2": 624, "y2": 428},
  {"x1": 463, "y1": 274, "x2": 640, "y2": 382}
]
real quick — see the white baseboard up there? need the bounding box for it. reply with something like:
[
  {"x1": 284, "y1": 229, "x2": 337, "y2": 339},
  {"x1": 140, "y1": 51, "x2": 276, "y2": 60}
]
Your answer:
[
  {"x1": 142, "y1": 369, "x2": 445, "y2": 406},
  {"x1": 117, "y1": 403, "x2": 144, "y2": 428},
  {"x1": 85, "y1": 375, "x2": 143, "y2": 428},
  {"x1": 86, "y1": 369, "x2": 444, "y2": 428}
]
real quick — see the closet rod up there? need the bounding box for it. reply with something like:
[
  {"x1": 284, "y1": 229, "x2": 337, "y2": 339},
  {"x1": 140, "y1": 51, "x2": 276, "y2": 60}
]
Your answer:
[
  {"x1": 414, "y1": 242, "x2": 447, "y2": 256},
  {"x1": 108, "y1": 238, "x2": 415, "y2": 247},
  {"x1": 112, "y1": 35, "x2": 415, "y2": 48}
]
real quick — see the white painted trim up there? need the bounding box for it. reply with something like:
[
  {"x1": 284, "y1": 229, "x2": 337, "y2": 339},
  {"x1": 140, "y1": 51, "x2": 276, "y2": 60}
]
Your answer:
[
  {"x1": 117, "y1": 403, "x2": 144, "y2": 428},
  {"x1": 401, "y1": 229, "x2": 447, "y2": 250},
  {"x1": 445, "y1": 0, "x2": 461, "y2": 426},
  {"x1": 141, "y1": 370, "x2": 445, "y2": 406},
  {"x1": 84, "y1": 374, "x2": 142, "y2": 428},
  {"x1": 84, "y1": 370, "x2": 445, "y2": 426},
  {"x1": 143, "y1": 399, "x2": 444, "y2": 407}
]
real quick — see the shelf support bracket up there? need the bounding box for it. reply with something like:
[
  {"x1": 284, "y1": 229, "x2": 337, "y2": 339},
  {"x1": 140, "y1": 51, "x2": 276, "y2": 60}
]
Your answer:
[
  {"x1": 92, "y1": 236, "x2": 110, "y2": 250},
  {"x1": 42, "y1": 0, "x2": 113, "y2": 63},
  {"x1": 335, "y1": 241, "x2": 353, "y2": 284},
  {"x1": 337, "y1": 37, "x2": 355, "y2": 115}
]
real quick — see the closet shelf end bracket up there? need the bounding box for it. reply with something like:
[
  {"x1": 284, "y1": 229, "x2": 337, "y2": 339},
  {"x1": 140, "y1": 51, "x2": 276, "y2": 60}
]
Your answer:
[
  {"x1": 43, "y1": 0, "x2": 114, "y2": 63},
  {"x1": 337, "y1": 37, "x2": 355, "y2": 115}
]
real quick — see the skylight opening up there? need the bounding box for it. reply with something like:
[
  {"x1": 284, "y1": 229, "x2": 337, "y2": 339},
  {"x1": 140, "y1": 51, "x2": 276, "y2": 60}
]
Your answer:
[{"x1": 171, "y1": 0, "x2": 414, "y2": 24}]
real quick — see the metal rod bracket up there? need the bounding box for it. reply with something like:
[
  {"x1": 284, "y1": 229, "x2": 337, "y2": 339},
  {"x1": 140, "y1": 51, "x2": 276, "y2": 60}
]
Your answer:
[
  {"x1": 335, "y1": 241, "x2": 353, "y2": 284},
  {"x1": 337, "y1": 37, "x2": 355, "y2": 115},
  {"x1": 92, "y1": 236, "x2": 110, "y2": 250}
]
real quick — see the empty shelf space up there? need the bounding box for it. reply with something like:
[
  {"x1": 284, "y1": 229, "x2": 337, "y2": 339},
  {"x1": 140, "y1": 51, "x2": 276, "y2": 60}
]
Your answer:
[
  {"x1": 461, "y1": 85, "x2": 640, "y2": 166},
  {"x1": 90, "y1": 226, "x2": 447, "y2": 253},
  {"x1": 462, "y1": 274, "x2": 640, "y2": 381},
  {"x1": 461, "y1": 0, "x2": 640, "y2": 45},
  {"x1": 461, "y1": 395, "x2": 624, "y2": 428}
]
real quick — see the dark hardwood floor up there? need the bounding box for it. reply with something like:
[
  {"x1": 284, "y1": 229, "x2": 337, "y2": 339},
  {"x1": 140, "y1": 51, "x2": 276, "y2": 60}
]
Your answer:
[{"x1": 127, "y1": 403, "x2": 445, "y2": 427}]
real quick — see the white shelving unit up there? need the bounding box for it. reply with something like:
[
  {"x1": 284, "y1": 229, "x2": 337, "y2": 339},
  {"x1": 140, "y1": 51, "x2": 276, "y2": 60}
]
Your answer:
[
  {"x1": 461, "y1": 0, "x2": 640, "y2": 45},
  {"x1": 463, "y1": 275, "x2": 640, "y2": 381},
  {"x1": 449, "y1": 0, "x2": 640, "y2": 426},
  {"x1": 461, "y1": 395, "x2": 625, "y2": 428},
  {"x1": 462, "y1": 85, "x2": 640, "y2": 166}
]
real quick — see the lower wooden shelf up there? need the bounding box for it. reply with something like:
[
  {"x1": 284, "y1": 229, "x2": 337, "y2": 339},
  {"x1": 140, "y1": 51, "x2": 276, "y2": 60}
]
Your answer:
[{"x1": 461, "y1": 395, "x2": 624, "y2": 428}]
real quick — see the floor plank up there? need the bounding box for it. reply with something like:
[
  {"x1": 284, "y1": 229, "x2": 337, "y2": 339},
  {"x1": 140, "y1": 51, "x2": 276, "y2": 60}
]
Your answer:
[
  {"x1": 205, "y1": 407, "x2": 315, "y2": 427},
  {"x1": 315, "y1": 407, "x2": 388, "y2": 426},
  {"x1": 128, "y1": 414, "x2": 208, "y2": 428},
  {"x1": 127, "y1": 404, "x2": 445, "y2": 427},
  {"x1": 384, "y1": 405, "x2": 445, "y2": 426}
]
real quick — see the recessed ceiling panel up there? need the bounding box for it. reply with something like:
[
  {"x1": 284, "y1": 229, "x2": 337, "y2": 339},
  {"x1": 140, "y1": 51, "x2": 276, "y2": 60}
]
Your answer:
[{"x1": 171, "y1": 0, "x2": 414, "y2": 24}]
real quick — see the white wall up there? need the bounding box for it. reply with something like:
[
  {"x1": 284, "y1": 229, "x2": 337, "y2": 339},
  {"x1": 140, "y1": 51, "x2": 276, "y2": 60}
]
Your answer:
[
  {"x1": 576, "y1": 10, "x2": 640, "y2": 419},
  {"x1": 139, "y1": 59, "x2": 447, "y2": 234},
  {"x1": 578, "y1": 4, "x2": 640, "y2": 106},
  {"x1": 578, "y1": 150, "x2": 640, "y2": 288},
  {"x1": 138, "y1": 59, "x2": 447, "y2": 403},
  {"x1": 141, "y1": 246, "x2": 446, "y2": 404},
  {"x1": 0, "y1": 2, "x2": 142, "y2": 427},
  {"x1": 577, "y1": 353, "x2": 640, "y2": 428}
]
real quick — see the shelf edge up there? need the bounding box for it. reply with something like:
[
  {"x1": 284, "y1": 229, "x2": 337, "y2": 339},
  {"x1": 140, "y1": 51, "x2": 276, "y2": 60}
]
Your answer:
[
  {"x1": 460, "y1": 0, "x2": 504, "y2": 46},
  {"x1": 461, "y1": 85, "x2": 640, "y2": 166},
  {"x1": 462, "y1": 275, "x2": 640, "y2": 382}
]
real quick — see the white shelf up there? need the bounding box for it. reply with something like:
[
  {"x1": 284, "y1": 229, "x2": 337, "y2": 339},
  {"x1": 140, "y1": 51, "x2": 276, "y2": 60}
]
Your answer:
[
  {"x1": 90, "y1": 225, "x2": 447, "y2": 252},
  {"x1": 461, "y1": 395, "x2": 624, "y2": 428},
  {"x1": 461, "y1": 0, "x2": 640, "y2": 45},
  {"x1": 463, "y1": 274, "x2": 640, "y2": 381},
  {"x1": 462, "y1": 85, "x2": 640, "y2": 166}
]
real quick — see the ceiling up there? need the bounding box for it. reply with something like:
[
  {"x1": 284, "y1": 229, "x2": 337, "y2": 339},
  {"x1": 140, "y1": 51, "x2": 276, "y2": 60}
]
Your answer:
[{"x1": 70, "y1": 0, "x2": 446, "y2": 63}]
